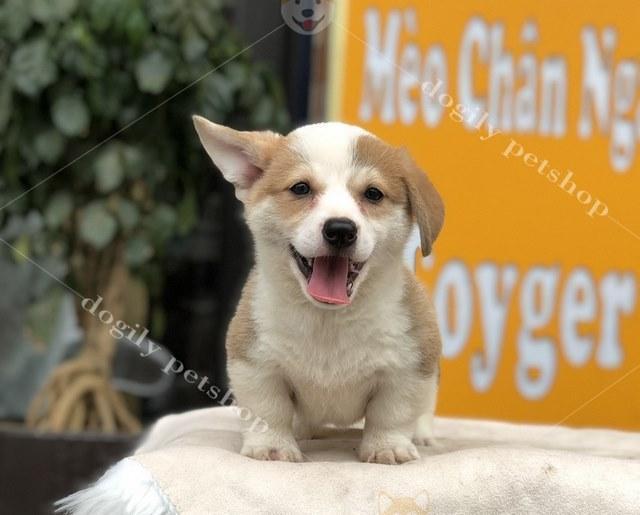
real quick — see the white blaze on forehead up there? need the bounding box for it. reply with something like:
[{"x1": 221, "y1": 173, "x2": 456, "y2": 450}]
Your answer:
[
  {"x1": 288, "y1": 122, "x2": 374, "y2": 177},
  {"x1": 286, "y1": 123, "x2": 377, "y2": 263},
  {"x1": 289, "y1": 122, "x2": 372, "y2": 218}
]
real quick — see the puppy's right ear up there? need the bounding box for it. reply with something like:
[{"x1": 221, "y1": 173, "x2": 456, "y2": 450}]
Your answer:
[{"x1": 192, "y1": 115, "x2": 282, "y2": 202}]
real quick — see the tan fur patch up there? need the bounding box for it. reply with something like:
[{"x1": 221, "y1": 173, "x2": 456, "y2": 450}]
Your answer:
[
  {"x1": 226, "y1": 271, "x2": 257, "y2": 362},
  {"x1": 351, "y1": 135, "x2": 408, "y2": 204},
  {"x1": 402, "y1": 268, "x2": 441, "y2": 377},
  {"x1": 248, "y1": 139, "x2": 323, "y2": 225},
  {"x1": 353, "y1": 135, "x2": 444, "y2": 255}
]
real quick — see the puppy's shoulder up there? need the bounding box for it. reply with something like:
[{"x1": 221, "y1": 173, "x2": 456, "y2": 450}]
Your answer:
[
  {"x1": 227, "y1": 270, "x2": 258, "y2": 362},
  {"x1": 402, "y1": 267, "x2": 441, "y2": 376}
]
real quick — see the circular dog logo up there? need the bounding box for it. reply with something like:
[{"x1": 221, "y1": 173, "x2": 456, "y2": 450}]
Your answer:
[{"x1": 281, "y1": 0, "x2": 335, "y2": 35}]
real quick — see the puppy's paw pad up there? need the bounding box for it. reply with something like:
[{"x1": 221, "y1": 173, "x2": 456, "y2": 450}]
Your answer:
[
  {"x1": 241, "y1": 444, "x2": 303, "y2": 462},
  {"x1": 359, "y1": 443, "x2": 420, "y2": 465}
]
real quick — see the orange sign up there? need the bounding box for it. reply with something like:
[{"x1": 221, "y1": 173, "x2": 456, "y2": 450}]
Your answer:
[{"x1": 327, "y1": 0, "x2": 640, "y2": 429}]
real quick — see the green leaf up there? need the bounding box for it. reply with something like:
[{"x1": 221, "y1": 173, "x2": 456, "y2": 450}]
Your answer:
[
  {"x1": 0, "y1": 0, "x2": 32, "y2": 41},
  {"x1": 182, "y1": 23, "x2": 207, "y2": 61},
  {"x1": 135, "y1": 51, "x2": 173, "y2": 94},
  {"x1": 58, "y1": 22, "x2": 108, "y2": 79},
  {"x1": 31, "y1": 0, "x2": 78, "y2": 22},
  {"x1": 125, "y1": 236, "x2": 154, "y2": 266},
  {"x1": 192, "y1": 1, "x2": 223, "y2": 39},
  {"x1": 87, "y1": 71, "x2": 130, "y2": 119},
  {"x1": 121, "y1": 145, "x2": 145, "y2": 179},
  {"x1": 225, "y1": 62, "x2": 249, "y2": 90},
  {"x1": 78, "y1": 201, "x2": 117, "y2": 249},
  {"x1": 147, "y1": 204, "x2": 177, "y2": 244},
  {"x1": 117, "y1": 105, "x2": 142, "y2": 126},
  {"x1": 34, "y1": 129, "x2": 65, "y2": 164},
  {"x1": 51, "y1": 93, "x2": 90, "y2": 137},
  {"x1": 87, "y1": 0, "x2": 116, "y2": 32},
  {"x1": 251, "y1": 97, "x2": 276, "y2": 128},
  {"x1": 1, "y1": 211, "x2": 43, "y2": 240},
  {"x1": 147, "y1": 1, "x2": 182, "y2": 35},
  {"x1": 200, "y1": 73, "x2": 235, "y2": 115},
  {"x1": 238, "y1": 75, "x2": 264, "y2": 109},
  {"x1": 115, "y1": 198, "x2": 140, "y2": 231},
  {"x1": 44, "y1": 192, "x2": 73, "y2": 229},
  {"x1": 11, "y1": 234, "x2": 31, "y2": 263},
  {"x1": 94, "y1": 144, "x2": 124, "y2": 193},
  {"x1": 124, "y1": 7, "x2": 150, "y2": 46},
  {"x1": 10, "y1": 39, "x2": 58, "y2": 97}
]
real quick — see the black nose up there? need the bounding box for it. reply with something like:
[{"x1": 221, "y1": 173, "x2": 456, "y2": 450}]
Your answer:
[
  {"x1": 302, "y1": 8, "x2": 314, "y2": 18},
  {"x1": 323, "y1": 218, "x2": 357, "y2": 249}
]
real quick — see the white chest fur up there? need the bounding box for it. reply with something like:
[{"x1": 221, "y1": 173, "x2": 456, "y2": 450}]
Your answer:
[{"x1": 250, "y1": 267, "x2": 418, "y2": 426}]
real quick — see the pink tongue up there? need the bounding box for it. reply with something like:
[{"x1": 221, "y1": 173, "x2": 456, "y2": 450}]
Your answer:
[
  {"x1": 307, "y1": 256, "x2": 350, "y2": 305},
  {"x1": 303, "y1": 19, "x2": 314, "y2": 30}
]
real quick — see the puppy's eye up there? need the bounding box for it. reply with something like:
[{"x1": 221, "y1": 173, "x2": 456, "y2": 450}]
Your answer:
[
  {"x1": 364, "y1": 187, "x2": 384, "y2": 203},
  {"x1": 290, "y1": 182, "x2": 311, "y2": 196}
]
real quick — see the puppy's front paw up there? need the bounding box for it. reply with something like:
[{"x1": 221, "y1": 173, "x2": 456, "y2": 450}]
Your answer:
[
  {"x1": 241, "y1": 442, "x2": 304, "y2": 462},
  {"x1": 359, "y1": 438, "x2": 420, "y2": 465}
]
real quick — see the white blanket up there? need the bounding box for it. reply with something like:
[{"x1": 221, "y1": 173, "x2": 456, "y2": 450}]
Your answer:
[{"x1": 58, "y1": 407, "x2": 640, "y2": 514}]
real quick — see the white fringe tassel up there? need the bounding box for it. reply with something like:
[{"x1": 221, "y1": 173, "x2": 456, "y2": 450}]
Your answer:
[{"x1": 55, "y1": 457, "x2": 177, "y2": 515}]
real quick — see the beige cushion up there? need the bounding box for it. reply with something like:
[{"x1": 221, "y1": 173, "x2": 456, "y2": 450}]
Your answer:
[{"x1": 59, "y1": 407, "x2": 640, "y2": 514}]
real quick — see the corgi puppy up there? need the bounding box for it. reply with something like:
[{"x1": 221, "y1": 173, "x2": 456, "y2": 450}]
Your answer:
[{"x1": 193, "y1": 117, "x2": 444, "y2": 465}]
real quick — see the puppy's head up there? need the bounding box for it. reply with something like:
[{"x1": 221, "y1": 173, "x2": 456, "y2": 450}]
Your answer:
[{"x1": 193, "y1": 117, "x2": 444, "y2": 309}]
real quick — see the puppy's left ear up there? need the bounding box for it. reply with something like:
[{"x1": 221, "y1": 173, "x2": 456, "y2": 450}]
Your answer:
[
  {"x1": 192, "y1": 115, "x2": 282, "y2": 202},
  {"x1": 400, "y1": 149, "x2": 445, "y2": 257}
]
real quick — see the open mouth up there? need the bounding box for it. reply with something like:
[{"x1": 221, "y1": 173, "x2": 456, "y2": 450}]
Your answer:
[
  {"x1": 292, "y1": 15, "x2": 325, "y2": 32},
  {"x1": 290, "y1": 246, "x2": 365, "y2": 305}
]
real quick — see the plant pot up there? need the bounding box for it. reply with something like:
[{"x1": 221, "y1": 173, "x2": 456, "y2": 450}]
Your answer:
[{"x1": 0, "y1": 423, "x2": 138, "y2": 515}]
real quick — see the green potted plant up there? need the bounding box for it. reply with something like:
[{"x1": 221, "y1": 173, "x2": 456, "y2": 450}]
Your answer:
[{"x1": 0, "y1": 0, "x2": 288, "y2": 510}]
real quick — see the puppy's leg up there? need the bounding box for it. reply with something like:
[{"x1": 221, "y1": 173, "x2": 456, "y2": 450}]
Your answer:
[
  {"x1": 359, "y1": 378, "x2": 422, "y2": 465},
  {"x1": 413, "y1": 373, "x2": 438, "y2": 446},
  {"x1": 292, "y1": 413, "x2": 315, "y2": 440},
  {"x1": 229, "y1": 360, "x2": 303, "y2": 462}
]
